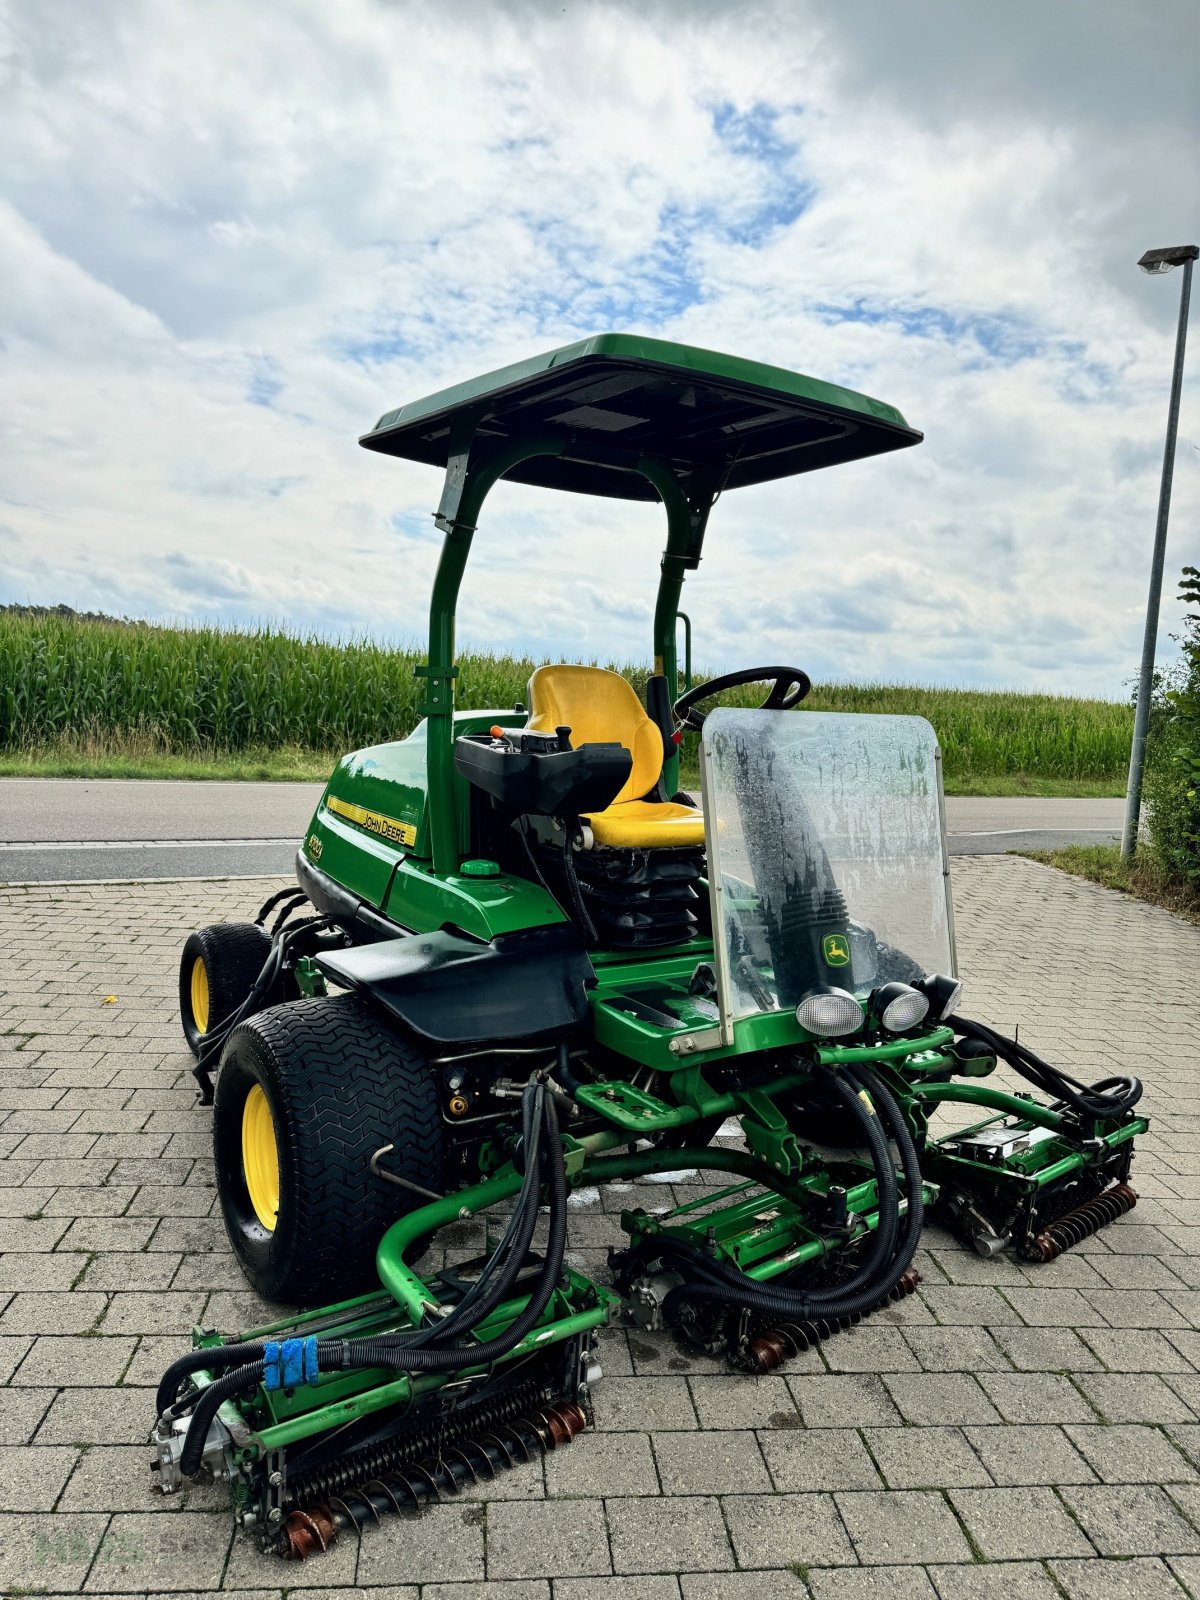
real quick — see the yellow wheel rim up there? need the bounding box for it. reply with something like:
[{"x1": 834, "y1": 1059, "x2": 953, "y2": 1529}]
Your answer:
[
  {"x1": 241, "y1": 1084, "x2": 280, "y2": 1232},
  {"x1": 190, "y1": 957, "x2": 210, "y2": 1034}
]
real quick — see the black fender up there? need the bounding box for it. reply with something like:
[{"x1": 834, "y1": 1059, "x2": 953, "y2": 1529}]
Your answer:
[{"x1": 315, "y1": 923, "x2": 595, "y2": 1048}]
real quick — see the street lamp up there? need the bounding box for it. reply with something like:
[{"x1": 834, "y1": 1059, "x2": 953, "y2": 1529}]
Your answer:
[{"x1": 1120, "y1": 243, "x2": 1198, "y2": 858}]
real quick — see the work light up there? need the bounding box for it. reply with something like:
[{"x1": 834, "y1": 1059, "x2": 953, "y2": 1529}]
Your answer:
[
  {"x1": 795, "y1": 986, "x2": 863, "y2": 1039},
  {"x1": 914, "y1": 973, "x2": 963, "y2": 1021},
  {"x1": 872, "y1": 982, "x2": 930, "y2": 1034}
]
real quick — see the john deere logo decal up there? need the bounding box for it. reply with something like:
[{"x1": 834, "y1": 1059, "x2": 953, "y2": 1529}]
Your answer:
[{"x1": 822, "y1": 933, "x2": 850, "y2": 967}]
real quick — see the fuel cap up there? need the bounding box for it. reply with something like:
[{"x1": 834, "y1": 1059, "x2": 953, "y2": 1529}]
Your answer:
[{"x1": 459, "y1": 858, "x2": 501, "y2": 878}]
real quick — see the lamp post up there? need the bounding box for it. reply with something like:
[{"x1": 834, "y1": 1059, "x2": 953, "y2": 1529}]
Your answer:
[{"x1": 1120, "y1": 243, "x2": 1198, "y2": 859}]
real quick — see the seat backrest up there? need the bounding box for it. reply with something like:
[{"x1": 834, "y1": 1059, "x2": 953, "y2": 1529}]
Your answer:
[{"x1": 527, "y1": 665, "x2": 663, "y2": 806}]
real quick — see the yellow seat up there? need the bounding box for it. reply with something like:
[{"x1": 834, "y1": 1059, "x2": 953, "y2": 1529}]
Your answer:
[{"x1": 527, "y1": 664, "x2": 705, "y2": 850}]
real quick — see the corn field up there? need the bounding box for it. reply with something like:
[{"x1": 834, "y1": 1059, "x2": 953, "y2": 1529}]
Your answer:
[{"x1": 0, "y1": 612, "x2": 1133, "y2": 786}]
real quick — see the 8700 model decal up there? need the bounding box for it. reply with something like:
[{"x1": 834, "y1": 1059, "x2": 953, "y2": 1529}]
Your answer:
[{"x1": 325, "y1": 795, "x2": 417, "y2": 847}]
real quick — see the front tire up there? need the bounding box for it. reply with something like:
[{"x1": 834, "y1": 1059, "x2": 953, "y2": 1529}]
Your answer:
[
  {"x1": 179, "y1": 923, "x2": 273, "y2": 1058},
  {"x1": 213, "y1": 995, "x2": 446, "y2": 1305}
]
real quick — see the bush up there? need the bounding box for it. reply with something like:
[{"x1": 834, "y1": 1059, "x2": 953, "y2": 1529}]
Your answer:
[{"x1": 1145, "y1": 566, "x2": 1200, "y2": 885}]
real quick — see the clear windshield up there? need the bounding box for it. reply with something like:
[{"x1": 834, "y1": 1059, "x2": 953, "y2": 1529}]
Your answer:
[{"x1": 701, "y1": 708, "x2": 955, "y2": 1021}]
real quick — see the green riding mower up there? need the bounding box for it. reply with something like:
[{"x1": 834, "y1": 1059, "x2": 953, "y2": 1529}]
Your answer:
[{"x1": 153, "y1": 335, "x2": 1146, "y2": 1557}]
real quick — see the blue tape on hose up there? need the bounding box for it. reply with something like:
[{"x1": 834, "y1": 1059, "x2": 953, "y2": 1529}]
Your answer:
[
  {"x1": 269, "y1": 1336, "x2": 320, "y2": 1391},
  {"x1": 262, "y1": 1341, "x2": 282, "y2": 1391},
  {"x1": 280, "y1": 1338, "x2": 303, "y2": 1389}
]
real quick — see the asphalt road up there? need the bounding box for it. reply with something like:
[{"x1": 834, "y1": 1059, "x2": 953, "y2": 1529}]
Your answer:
[{"x1": 0, "y1": 779, "x2": 1127, "y2": 883}]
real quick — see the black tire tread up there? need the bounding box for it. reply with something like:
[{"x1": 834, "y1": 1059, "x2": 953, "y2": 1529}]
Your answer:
[
  {"x1": 180, "y1": 923, "x2": 272, "y2": 1056},
  {"x1": 214, "y1": 994, "x2": 444, "y2": 1305}
]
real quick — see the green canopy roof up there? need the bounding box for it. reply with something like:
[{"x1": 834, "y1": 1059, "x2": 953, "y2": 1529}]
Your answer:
[{"x1": 360, "y1": 333, "x2": 921, "y2": 501}]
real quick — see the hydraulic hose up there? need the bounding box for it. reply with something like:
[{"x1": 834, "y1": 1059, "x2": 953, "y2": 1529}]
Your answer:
[
  {"x1": 660, "y1": 1067, "x2": 899, "y2": 1310},
  {"x1": 195, "y1": 916, "x2": 334, "y2": 1079},
  {"x1": 157, "y1": 1343, "x2": 266, "y2": 1421},
  {"x1": 338, "y1": 1093, "x2": 570, "y2": 1374},
  {"x1": 662, "y1": 1063, "x2": 921, "y2": 1326},
  {"x1": 408, "y1": 1083, "x2": 547, "y2": 1349},
  {"x1": 172, "y1": 1092, "x2": 572, "y2": 1475},
  {"x1": 948, "y1": 1015, "x2": 1142, "y2": 1121},
  {"x1": 179, "y1": 1360, "x2": 265, "y2": 1477}
]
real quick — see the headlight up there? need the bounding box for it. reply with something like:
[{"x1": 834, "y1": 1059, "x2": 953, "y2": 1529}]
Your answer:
[
  {"x1": 796, "y1": 986, "x2": 863, "y2": 1039},
  {"x1": 914, "y1": 972, "x2": 963, "y2": 1021},
  {"x1": 872, "y1": 981, "x2": 931, "y2": 1034}
]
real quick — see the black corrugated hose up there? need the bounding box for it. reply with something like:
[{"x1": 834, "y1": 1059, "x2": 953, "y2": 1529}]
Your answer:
[
  {"x1": 947, "y1": 1015, "x2": 1142, "y2": 1121},
  {"x1": 661, "y1": 1063, "x2": 923, "y2": 1326},
  {"x1": 173, "y1": 1085, "x2": 569, "y2": 1479}
]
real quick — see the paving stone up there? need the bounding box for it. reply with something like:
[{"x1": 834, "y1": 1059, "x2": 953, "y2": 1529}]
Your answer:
[
  {"x1": 544, "y1": 1430, "x2": 657, "y2": 1496},
  {"x1": 789, "y1": 1373, "x2": 902, "y2": 1427},
  {"x1": 607, "y1": 1495, "x2": 733, "y2": 1574},
  {"x1": 422, "y1": 1584, "x2": 547, "y2": 1600},
  {"x1": 223, "y1": 1522, "x2": 358, "y2": 1588},
  {"x1": 1048, "y1": 1555, "x2": 1190, "y2": 1599},
  {"x1": 12, "y1": 1334, "x2": 137, "y2": 1386},
  {"x1": 0, "y1": 1385, "x2": 56, "y2": 1442},
  {"x1": 652, "y1": 1429, "x2": 769, "y2": 1494},
  {"x1": 487, "y1": 1498, "x2": 610, "y2": 1578},
  {"x1": 0, "y1": 1290, "x2": 108, "y2": 1335},
  {"x1": 35, "y1": 1384, "x2": 151, "y2": 1445},
  {"x1": 1059, "y1": 1484, "x2": 1200, "y2": 1556},
  {"x1": 884, "y1": 1373, "x2": 1001, "y2": 1426},
  {"x1": 0, "y1": 1332, "x2": 33, "y2": 1382},
  {"x1": 963, "y1": 1424, "x2": 1096, "y2": 1485},
  {"x1": 864, "y1": 1426, "x2": 990, "y2": 1489},
  {"x1": 592, "y1": 1375, "x2": 697, "y2": 1431},
  {"x1": 806, "y1": 1569, "x2": 937, "y2": 1600},
  {"x1": 0, "y1": 1252, "x2": 91, "y2": 1290},
  {"x1": 0, "y1": 1510, "x2": 109, "y2": 1591},
  {"x1": 58, "y1": 1216, "x2": 158, "y2": 1251},
  {"x1": 902, "y1": 1327, "x2": 1008, "y2": 1372},
  {"x1": 1065, "y1": 1424, "x2": 1198, "y2": 1484},
  {"x1": 722, "y1": 1490, "x2": 855, "y2": 1568},
  {"x1": 1002, "y1": 1288, "x2": 1110, "y2": 1328},
  {"x1": 1075, "y1": 1373, "x2": 1197, "y2": 1424},
  {"x1": 84, "y1": 1510, "x2": 233, "y2": 1591},
  {"x1": 99, "y1": 1289, "x2": 206, "y2": 1333},
  {"x1": 977, "y1": 1373, "x2": 1099, "y2": 1424},
  {"x1": 1082, "y1": 1330, "x2": 1193, "y2": 1372},
  {"x1": 4, "y1": 851, "x2": 1200, "y2": 1592},
  {"x1": 43, "y1": 1185, "x2": 139, "y2": 1217},
  {"x1": 921, "y1": 1286, "x2": 1024, "y2": 1325},
  {"x1": 59, "y1": 1444, "x2": 223, "y2": 1513},
  {"x1": 821, "y1": 1325, "x2": 921, "y2": 1371},
  {"x1": 1168, "y1": 1557, "x2": 1200, "y2": 1594},
  {"x1": 949, "y1": 1485, "x2": 1095, "y2": 1559},
  {"x1": 0, "y1": 1444, "x2": 79, "y2": 1509},
  {"x1": 835, "y1": 1488, "x2": 973, "y2": 1564},
  {"x1": 759, "y1": 1425, "x2": 880, "y2": 1491},
  {"x1": 926, "y1": 1562, "x2": 1063, "y2": 1598},
  {"x1": 82, "y1": 1251, "x2": 181, "y2": 1291},
  {"x1": 559, "y1": 1580, "x2": 679, "y2": 1600},
  {"x1": 688, "y1": 1375, "x2": 794, "y2": 1429}
]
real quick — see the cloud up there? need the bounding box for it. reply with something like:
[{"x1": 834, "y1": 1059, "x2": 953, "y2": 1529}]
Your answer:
[{"x1": 0, "y1": 0, "x2": 1196, "y2": 697}]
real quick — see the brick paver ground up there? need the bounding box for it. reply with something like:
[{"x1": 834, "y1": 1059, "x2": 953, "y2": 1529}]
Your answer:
[{"x1": 1, "y1": 857, "x2": 1198, "y2": 1598}]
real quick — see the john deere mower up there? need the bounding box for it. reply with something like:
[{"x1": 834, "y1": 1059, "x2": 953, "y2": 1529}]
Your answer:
[{"x1": 153, "y1": 335, "x2": 1146, "y2": 1556}]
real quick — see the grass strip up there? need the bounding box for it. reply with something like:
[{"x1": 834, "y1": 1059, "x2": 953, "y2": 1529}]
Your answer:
[{"x1": 1019, "y1": 844, "x2": 1200, "y2": 925}]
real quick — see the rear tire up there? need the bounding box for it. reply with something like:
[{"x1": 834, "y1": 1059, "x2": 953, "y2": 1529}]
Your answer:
[
  {"x1": 213, "y1": 994, "x2": 446, "y2": 1305},
  {"x1": 179, "y1": 923, "x2": 272, "y2": 1058}
]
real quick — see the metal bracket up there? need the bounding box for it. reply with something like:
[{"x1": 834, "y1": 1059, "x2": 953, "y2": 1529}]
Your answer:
[{"x1": 371, "y1": 1145, "x2": 445, "y2": 1202}]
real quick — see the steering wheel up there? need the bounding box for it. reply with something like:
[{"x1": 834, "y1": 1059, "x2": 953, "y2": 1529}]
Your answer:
[{"x1": 672, "y1": 665, "x2": 812, "y2": 733}]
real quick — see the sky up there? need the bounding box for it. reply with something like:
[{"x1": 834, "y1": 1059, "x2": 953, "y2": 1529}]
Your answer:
[{"x1": 1, "y1": 0, "x2": 1198, "y2": 698}]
